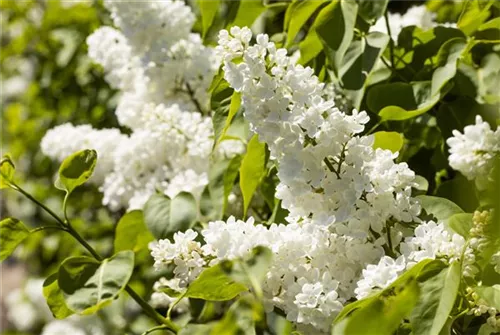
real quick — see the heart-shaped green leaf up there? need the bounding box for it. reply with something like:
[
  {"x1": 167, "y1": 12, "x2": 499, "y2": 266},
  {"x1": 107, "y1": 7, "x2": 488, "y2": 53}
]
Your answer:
[{"x1": 56, "y1": 149, "x2": 97, "y2": 194}]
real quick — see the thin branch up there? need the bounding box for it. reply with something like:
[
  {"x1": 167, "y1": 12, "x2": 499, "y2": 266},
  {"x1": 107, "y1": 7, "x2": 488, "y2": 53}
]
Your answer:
[
  {"x1": 13, "y1": 183, "x2": 180, "y2": 333},
  {"x1": 30, "y1": 226, "x2": 68, "y2": 233},
  {"x1": 384, "y1": 10, "x2": 395, "y2": 68},
  {"x1": 185, "y1": 82, "x2": 207, "y2": 115},
  {"x1": 141, "y1": 325, "x2": 171, "y2": 335},
  {"x1": 12, "y1": 182, "x2": 66, "y2": 227}
]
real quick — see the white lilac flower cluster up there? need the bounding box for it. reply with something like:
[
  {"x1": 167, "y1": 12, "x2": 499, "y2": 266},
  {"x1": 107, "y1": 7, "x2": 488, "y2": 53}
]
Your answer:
[
  {"x1": 446, "y1": 115, "x2": 500, "y2": 189},
  {"x1": 5, "y1": 279, "x2": 51, "y2": 332},
  {"x1": 41, "y1": 1, "x2": 243, "y2": 211},
  {"x1": 355, "y1": 220, "x2": 475, "y2": 299},
  {"x1": 151, "y1": 217, "x2": 383, "y2": 332},
  {"x1": 216, "y1": 26, "x2": 420, "y2": 237},
  {"x1": 150, "y1": 27, "x2": 475, "y2": 332},
  {"x1": 370, "y1": 5, "x2": 456, "y2": 41}
]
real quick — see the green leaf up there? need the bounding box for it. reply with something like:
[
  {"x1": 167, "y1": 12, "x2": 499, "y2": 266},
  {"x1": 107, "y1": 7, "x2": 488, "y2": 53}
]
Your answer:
[
  {"x1": 221, "y1": 246, "x2": 273, "y2": 294},
  {"x1": 224, "y1": 155, "x2": 243, "y2": 212},
  {"x1": 216, "y1": 92, "x2": 241, "y2": 146},
  {"x1": 372, "y1": 131, "x2": 404, "y2": 153},
  {"x1": 208, "y1": 155, "x2": 243, "y2": 220},
  {"x1": 431, "y1": 38, "x2": 467, "y2": 96},
  {"x1": 43, "y1": 273, "x2": 74, "y2": 319},
  {"x1": 340, "y1": 31, "x2": 390, "y2": 109},
  {"x1": 58, "y1": 251, "x2": 134, "y2": 314},
  {"x1": 413, "y1": 175, "x2": 429, "y2": 192},
  {"x1": 180, "y1": 324, "x2": 216, "y2": 335},
  {"x1": 0, "y1": 155, "x2": 15, "y2": 189},
  {"x1": 199, "y1": 0, "x2": 220, "y2": 38},
  {"x1": 458, "y1": 0, "x2": 495, "y2": 36},
  {"x1": 210, "y1": 296, "x2": 261, "y2": 335},
  {"x1": 284, "y1": 0, "x2": 327, "y2": 47},
  {"x1": 475, "y1": 17, "x2": 500, "y2": 42},
  {"x1": 332, "y1": 273, "x2": 420, "y2": 335},
  {"x1": 334, "y1": 259, "x2": 444, "y2": 325},
  {"x1": 56, "y1": 149, "x2": 97, "y2": 194},
  {"x1": 476, "y1": 53, "x2": 500, "y2": 104},
  {"x1": 368, "y1": 82, "x2": 441, "y2": 121},
  {"x1": 416, "y1": 195, "x2": 464, "y2": 222},
  {"x1": 475, "y1": 285, "x2": 500, "y2": 310},
  {"x1": 211, "y1": 74, "x2": 234, "y2": 145},
  {"x1": 0, "y1": 218, "x2": 30, "y2": 261},
  {"x1": 410, "y1": 262, "x2": 461, "y2": 335},
  {"x1": 356, "y1": 0, "x2": 388, "y2": 23},
  {"x1": 144, "y1": 192, "x2": 197, "y2": 240},
  {"x1": 316, "y1": 0, "x2": 358, "y2": 78},
  {"x1": 240, "y1": 134, "x2": 267, "y2": 217},
  {"x1": 186, "y1": 264, "x2": 248, "y2": 301},
  {"x1": 228, "y1": 0, "x2": 266, "y2": 29},
  {"x1": 114, "y1": 210, "x2": 154, "y2": 262},
  {"x1": 447, "y1": 213, "x2": 473, "y2": 238},
  {"x1": 478, "y1": 323, "x2": 498, "y2": 335}
]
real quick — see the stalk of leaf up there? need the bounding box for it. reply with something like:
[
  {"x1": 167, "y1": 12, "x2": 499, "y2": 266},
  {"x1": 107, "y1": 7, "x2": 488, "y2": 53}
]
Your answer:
[{"x1": 8, "y1": 180, "x2": 181, "y2": 333}]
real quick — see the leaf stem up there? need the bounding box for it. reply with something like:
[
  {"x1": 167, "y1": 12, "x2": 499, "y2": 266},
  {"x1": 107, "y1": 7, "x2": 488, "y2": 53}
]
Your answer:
[
  {"x1": 12, "y1": 182, "x2": 180, "y2": 333},
  {"x1": 141, "y1": 325, "x2": 171, "y2": 335},
  {"x1": 166, "y1": 291, "x2": 187, "y2": 321},
  {"x1": 11, "y1": 182, "x2": 66, "y2": 227},
  {"x1": 30, "y1": 226, "x2": 68, "y2": 233},
  {"x1": 366, "y1": 120, "x2": 382, "y2": 135},
  {"x1": 384, "y1": 10, "x2": 395, "y2": 68},
  {"x1": 185, "y1": 82, "x2": 206, "y2": 115}
]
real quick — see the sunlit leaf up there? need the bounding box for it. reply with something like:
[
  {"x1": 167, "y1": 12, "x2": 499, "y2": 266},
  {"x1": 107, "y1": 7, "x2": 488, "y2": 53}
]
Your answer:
[
  {"x1": 0, "y1": 155, "x2": 15, "y2": 189},
  {"x1": 240, "y1": 135, "x2": 267, "y2": 217},
  {"x1": 410, "y1": 262, "x2": 461, "y2": 335},
  {"x1": 43, "y1": 273, "x2": 74, "y2": 319},
  {"x1": 0, "y1": 218, "x2": 30, "y2": 262},
  {"x1": 56, "y1": 149, "x2": 97, "y2": 194},
  {"x1": 58, "y1": 251, "x2": 134, "y2": 314},
  {"x1": 144, "y1": 192, "x2": 197, "y2": 239},
  {"x1": 372, "y1": 131, "x2": 404, "y2": 153},
  {"x1": 186, "y1": 264, "x2": 248, "y2": 301}
]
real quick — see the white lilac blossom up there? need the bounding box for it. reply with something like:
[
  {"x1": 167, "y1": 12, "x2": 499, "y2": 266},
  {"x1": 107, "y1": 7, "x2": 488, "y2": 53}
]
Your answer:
[
  {"x1": 216, "y1": 27, "x2": 419, "y2": 237},
  {"x1": 149, "y1": 27, "x2": 478, "y2": 331},
  {"x1": 100, "y1": 103, "x2": 213, "y2": 210},
  {"x1": 355, "y1": 220, "x2": 475, "y2": 299},
  {"x1": 354, "y1": 256, "x2": 406, "y2": 299},
  {"x1": 41, "y1": 320, "x2": 88, "y2": 335},
  {"x1": 370, "y1": 5, "x2": 456, "y2": 41},
  {"x1": 400, "y1": 220, "x2": 467, "y2": 266},
  {"x1": 150, "y1": 217, "x2": 383, "y2": 331},
  {"x1": 5, "y1": 279, "x2": 106, "y2": 335},
  {"x1": 40, "y1": 315, "x2": 106, "y2": 335},
  {"x1": 446, "y1": 115, "x2": 500, "y2": 187},
  {"x1": 87, "y1": 0, "x2": 218, "y2": 119},
  {"x1": 41, "y1": 1, "x2": 242, "y2": 211},
  {"x1": 5, "y1": 279, "x2": 51, "y2": 331}
]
